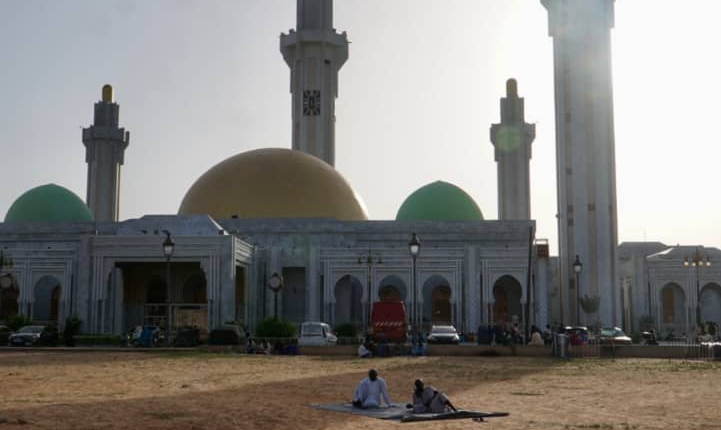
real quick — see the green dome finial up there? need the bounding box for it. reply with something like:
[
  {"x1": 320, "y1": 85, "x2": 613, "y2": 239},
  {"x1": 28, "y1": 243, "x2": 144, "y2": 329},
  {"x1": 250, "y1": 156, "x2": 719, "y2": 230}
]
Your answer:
[
  {"x1": 396, "y1": 181, "x2": 483, "y2": 221},
  {"x1": 4, "y1": 184, "x2": 94, "y2": 223}
]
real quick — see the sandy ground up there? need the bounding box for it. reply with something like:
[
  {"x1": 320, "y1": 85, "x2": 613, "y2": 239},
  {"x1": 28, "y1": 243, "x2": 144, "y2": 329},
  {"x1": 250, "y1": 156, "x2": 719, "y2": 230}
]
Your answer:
[{"x1": 0, "y1": 352, "x2": 720, "y2": 430}]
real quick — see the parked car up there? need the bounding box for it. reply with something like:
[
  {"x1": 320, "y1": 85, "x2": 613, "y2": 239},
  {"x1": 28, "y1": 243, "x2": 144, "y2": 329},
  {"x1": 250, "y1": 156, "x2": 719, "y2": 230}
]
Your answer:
[
  {"x1": 427, "y1": 325, "x2": 460, "y2": 344},
  {"x1": 565, "y1": 326, "x2": 590, "y2": 346},
  {"x1": 598, "y1": 327, "x2": 632, "y2": 345},
  {"x1": 0, "y1": 325, "x2": 12, "y2": 345},
  {"x1": 298, "y1": 322, "x2": 337, "y2": 346},
  {"x1": 8, "y1": 325, "x2": 58, "y2": 347}
]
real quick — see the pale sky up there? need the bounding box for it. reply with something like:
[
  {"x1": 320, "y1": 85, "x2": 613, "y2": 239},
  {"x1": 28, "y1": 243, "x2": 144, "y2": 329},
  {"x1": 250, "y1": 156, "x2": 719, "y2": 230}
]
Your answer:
[{"x1": 1, "y1": 0, "x2": 720, "y2": 255}]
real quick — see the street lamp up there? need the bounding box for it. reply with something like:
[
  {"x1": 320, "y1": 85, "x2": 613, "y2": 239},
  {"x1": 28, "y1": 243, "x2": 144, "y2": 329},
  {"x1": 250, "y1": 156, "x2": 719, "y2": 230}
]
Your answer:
[
  {"x1": 408, "y1": 233, "x2": 421, "y2": 343},
  {"x1": 0, "y1": 250, "x2": 14, "y2": 289},
  {"x1": 572, "y1": 254, "x2": 582, "y2": 325},
  {"x1": 358, "y1": 249, "x2": 382, "y2": 335},
  {"x1": 162, "y1": 230, "x2": 175, "y2": 346},
  {"x1": 268, "y1": 272, "x2": 283, "y2": 320},
  {"x1": 683, "y1": 248, "x2": 711, "y2": 328}
]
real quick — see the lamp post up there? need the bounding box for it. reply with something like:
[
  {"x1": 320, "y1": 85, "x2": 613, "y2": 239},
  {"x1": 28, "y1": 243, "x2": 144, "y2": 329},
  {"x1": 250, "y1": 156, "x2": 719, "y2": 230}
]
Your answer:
[
  {"x1": 408, "y1": 233, "x2": 421, "y2": 343},
  {"x1": 358, "y1": 249, "x2": 382, "y2": 335},
  {"x1": 268, "y1": 272, "x2": 283, "y2": 320},
  {"x1": 572, "y1": 254, "x2": 582, "y2": 325},
  {"x1": 683, "y1": 248, "x2": 711, "y2": 328},
  {"x1": 162, "y1": 231, "x2": 175, "y2": 346},
  {"x1": 0, "y1": 250, "x2": 14, "y2": 290}
]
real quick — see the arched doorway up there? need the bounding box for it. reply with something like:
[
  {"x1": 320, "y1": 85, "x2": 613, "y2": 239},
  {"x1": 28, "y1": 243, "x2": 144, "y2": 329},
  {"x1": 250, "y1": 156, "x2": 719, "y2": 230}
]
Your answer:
[
  {"x1": 334, "y1": 275, "x2": 363, "y2": 327},
  {"x1": 421, "y1": 275, "x2": 452, "y2": 328},
  {"x1": 492, "y1": 275, "x2": 522, "y2": 324},
  {"x1": 33, "y1": 275, "x2": 62, "y2": 322},
  {"x1": 700, "y1": 283, "x2": 721, "y2": 327},
  {"x1": 660, "y1": 283, "x2": 685, "y2": 332},
  {"x1": 51, "y1": 286, "x2": 60, "y2": 320},
  {"x1": 377, "y1": 275, "x2": 408, "y2": 303}
]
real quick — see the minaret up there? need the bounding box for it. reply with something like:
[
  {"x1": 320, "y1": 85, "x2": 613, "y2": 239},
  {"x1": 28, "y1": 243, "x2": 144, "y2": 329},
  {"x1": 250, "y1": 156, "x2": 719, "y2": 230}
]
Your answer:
[
  {"x1": 82, "y1": 84, "x2": 130, "y2": 222},
  {"x1": 490, "y1": 78, "x2": 535, "y2": 220},
  {"x1": 280, "y1": 0, "x2": 348, "y2": 166},
  {"x1": 541, "y1": 0, "x2": 619, "y2": 326}
]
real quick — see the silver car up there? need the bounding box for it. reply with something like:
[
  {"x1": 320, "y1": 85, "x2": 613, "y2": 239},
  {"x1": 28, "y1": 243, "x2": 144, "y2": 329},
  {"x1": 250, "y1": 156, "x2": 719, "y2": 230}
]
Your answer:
[{"x1": 427, "y1": 325, "x2": 460, "y2": 344}]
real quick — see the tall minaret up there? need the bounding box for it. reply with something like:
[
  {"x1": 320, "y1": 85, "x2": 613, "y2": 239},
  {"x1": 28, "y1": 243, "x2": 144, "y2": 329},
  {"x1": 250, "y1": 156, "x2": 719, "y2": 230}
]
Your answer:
[
  {"x1": 542, "y1": 0, "x2": 619, "y2": 326},
  {"x1": 280, "y1": 0, "x2": 348, "y2": 166},
  {"x1": 82, "y1": 84, "x2": 130, "y2": 222},
  {"x1": 490, "y1": 78, "x2": 535, "y2": 220}
]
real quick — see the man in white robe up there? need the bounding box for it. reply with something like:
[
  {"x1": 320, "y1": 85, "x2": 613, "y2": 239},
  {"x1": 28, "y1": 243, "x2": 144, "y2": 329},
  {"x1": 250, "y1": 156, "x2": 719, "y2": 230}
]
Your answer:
[{"x1": 352, "y1": 369, "x2": 391, "y2": 408}]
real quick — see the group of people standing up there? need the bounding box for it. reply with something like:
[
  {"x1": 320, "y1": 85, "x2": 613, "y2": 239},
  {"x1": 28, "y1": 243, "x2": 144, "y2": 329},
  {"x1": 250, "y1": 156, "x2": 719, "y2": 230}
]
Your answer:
[{"x1": 352, "y1": 369, "x2": 457, "y2": 414}]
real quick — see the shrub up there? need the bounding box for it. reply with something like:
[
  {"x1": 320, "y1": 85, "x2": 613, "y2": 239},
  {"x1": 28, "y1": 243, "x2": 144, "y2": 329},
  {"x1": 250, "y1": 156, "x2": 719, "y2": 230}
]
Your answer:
[
  {"x1": 333, "y1": 322, "x2": 357, "y2": 338},
  {"x1": 255, "y1": 317, "x2": 296, "y2": 338},
  {"x1": 7, "y1": 314, "x2": 32, "y2": 331}
]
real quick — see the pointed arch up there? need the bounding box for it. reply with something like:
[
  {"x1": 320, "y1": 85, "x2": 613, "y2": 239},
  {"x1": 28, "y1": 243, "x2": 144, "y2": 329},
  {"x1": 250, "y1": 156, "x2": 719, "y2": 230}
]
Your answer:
[
  {"x1": 421, "y1": 275, "x2": 452, "y2": 327},
  {"x1": 33, "y1": 275, "x2": 62, "y2": 322},
  {"x1": 377, "y1": 275, "x2": 407, "y2": 303},
  {"x1": 333, "y1": 274, "x2": 363, "y2": 326},
  {"x1": 700, "y1": 283, "x2": 721, "y2": 326},
  {"x1": 492, "y1": 275, "x2": 522, "y2": 323}
]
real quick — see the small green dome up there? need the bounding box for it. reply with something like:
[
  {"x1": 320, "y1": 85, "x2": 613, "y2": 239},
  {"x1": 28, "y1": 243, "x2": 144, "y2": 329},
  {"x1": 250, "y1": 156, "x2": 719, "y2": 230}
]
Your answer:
[
  {"x1": 396, "y1": 181, "x2": 483, "y2": 221},
  {"x1": 4, "y1": 184, "x2": 94, "y2": 223}
]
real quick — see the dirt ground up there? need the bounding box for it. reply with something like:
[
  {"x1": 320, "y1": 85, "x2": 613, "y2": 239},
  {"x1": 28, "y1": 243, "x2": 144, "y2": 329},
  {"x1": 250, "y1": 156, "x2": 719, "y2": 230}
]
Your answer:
[{"x1": 0, "y1": 352, "x2": 720, "y2": 430}]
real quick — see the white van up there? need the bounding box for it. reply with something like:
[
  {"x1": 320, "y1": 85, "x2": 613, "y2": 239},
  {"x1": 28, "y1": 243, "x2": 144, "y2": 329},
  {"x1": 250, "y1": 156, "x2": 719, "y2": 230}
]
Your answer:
[{"x1": 298, "y1": 322, "x2": 337, "y2": 346}]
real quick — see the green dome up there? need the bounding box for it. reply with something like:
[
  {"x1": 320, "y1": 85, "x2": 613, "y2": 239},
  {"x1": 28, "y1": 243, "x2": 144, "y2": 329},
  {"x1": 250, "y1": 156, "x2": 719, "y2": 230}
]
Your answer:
[
  {"x1": 4, "y1": 184, "x2": 94, "y2": 223},
  {"x1": 396, "y1": 181, "x2": 483, "y2": 221}
]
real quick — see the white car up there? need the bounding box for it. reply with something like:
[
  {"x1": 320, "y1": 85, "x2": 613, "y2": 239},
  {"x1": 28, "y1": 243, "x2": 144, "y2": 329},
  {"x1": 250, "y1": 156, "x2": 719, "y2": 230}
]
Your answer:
[
  {"x1": 427, "y1": 325, "x2": 460, "y2": 344},
  {"x1": 297, "y1": 322, "x2": 337, "y2": 346}
]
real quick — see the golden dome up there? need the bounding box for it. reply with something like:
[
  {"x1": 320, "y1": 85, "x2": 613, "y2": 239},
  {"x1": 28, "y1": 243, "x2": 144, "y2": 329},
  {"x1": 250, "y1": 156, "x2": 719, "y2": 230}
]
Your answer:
[{"x1": 178, "y1": 148, "x2": 368, "y2": 220}]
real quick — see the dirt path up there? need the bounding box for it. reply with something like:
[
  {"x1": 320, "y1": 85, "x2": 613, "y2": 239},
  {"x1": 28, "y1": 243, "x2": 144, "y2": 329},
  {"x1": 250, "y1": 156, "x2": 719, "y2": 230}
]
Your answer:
[{"x1": 0, "y1": 352, "x2": 719, "y2": 429}]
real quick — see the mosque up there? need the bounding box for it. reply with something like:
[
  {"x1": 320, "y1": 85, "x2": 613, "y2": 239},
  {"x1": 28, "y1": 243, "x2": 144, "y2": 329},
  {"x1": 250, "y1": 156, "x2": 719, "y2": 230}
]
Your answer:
[{"x1": 1, "y1": 0, "x2": 720, "y2": 339}]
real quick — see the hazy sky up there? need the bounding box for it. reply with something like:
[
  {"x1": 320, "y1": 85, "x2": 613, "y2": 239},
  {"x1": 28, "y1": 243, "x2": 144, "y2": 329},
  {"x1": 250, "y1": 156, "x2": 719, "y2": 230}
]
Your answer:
[{"x1": 1, "y1": 0, "x2": 720, "y2": 254}]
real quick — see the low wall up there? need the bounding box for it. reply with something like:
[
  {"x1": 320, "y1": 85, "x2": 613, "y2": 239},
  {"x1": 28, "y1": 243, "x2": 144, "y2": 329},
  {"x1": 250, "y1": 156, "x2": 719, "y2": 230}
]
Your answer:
[
  {"x1": 568, "y1": 344, "x2": 715, "y2": 359},
  {"x1": 426, "y1": 345, "x2": 551, "y2": 357},
  {"x1": 299, "y1": 345, "x2": 357, "y2": 356}
]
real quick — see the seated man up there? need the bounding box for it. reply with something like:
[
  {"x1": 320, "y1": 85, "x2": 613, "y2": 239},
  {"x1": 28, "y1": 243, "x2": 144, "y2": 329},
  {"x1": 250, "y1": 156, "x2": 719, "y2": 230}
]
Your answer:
[
  {"x1": 352, "y1": 369, "x2": 391, "y2": 409},
  {"x1": 410, "y1": 379, "x2": 457, "y2": 414},
  {"x1": 528, "y1": 330, "x2": 544, "y2": 346},
  {"x1": 358, "y1": 343, "x2": 372, "y2": 358}
]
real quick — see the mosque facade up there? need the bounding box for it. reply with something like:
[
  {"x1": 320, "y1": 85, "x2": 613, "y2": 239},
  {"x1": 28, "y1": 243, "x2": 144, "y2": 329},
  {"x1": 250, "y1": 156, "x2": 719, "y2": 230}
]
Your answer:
[{"x1": 1, "y1": 0, "x2": 720, "y2": 340}]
